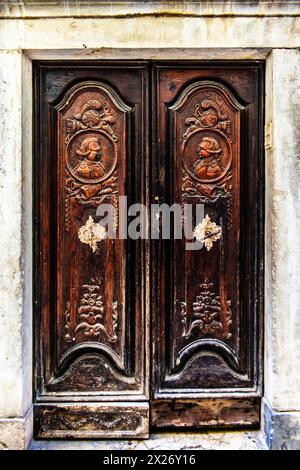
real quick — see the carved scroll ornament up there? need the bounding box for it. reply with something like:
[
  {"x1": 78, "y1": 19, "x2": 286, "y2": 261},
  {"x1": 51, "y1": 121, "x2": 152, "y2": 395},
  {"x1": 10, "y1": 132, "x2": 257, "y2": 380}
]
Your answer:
[
  {"x1": 183, "y1": 96, "x2": 232, "y2": 142},
  {"x1": 65, "y1": 99, "x2": 117, "y2": 144}
]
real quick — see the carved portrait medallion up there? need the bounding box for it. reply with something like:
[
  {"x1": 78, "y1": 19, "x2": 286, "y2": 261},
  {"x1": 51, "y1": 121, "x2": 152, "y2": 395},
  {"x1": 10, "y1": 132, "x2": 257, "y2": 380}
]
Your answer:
[
  {"x1": 182, "y1": 128, "x2": 232, "y2": 184},
  {"x1": 66, "y1": 129, "x2": 117, "y2": 184}
]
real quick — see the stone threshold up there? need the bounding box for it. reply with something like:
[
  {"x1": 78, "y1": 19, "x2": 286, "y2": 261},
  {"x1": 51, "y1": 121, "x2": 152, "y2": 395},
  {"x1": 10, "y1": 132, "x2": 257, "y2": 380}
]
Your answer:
[{"x1": 29, "y1": 430, "x2": 267, "y2": 450}]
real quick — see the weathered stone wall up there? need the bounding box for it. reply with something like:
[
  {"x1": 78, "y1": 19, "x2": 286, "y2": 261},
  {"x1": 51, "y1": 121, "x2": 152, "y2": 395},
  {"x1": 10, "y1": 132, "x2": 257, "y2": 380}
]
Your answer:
[
  {"x1": 0, "y1": 50, "x2": 32, "y2": 449},
  {"x1": 263, "y1": 49, "x2": 300, "y2": 450},
  {"x1": 265, "y1": 49, "x2": 300, "y2": 412}
]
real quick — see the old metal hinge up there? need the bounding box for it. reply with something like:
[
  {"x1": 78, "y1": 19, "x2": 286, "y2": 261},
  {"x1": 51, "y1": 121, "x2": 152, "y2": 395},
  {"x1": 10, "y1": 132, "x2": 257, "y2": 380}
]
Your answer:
[{"x1": 265, "y1": 121, "x2": 273, "y2": 150}]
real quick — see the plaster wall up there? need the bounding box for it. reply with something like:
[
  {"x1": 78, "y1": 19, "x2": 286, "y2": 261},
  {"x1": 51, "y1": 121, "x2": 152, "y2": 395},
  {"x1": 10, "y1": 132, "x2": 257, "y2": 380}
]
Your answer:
[{"x1": 264, "y1": 49, "x2": 300, "y2": 412}]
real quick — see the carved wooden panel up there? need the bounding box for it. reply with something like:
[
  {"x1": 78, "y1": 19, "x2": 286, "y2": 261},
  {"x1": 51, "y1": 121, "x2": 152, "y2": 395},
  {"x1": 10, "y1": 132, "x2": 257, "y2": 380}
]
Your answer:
[
  {"x1": 171, "y1": 80, "x2": 242, "y2": 376},
  {"x1": 34, "y1": 403, "x2": 149, "y2": 439},
  {"x1": 34, "y1": 64, "x2": 148, "y2": 404},
  {"x1": 56, "y1": 81, "x2": 128, "y2": 376},
  {"x1": 152, "y1": 64, "x2": 264, "y2": 426}
]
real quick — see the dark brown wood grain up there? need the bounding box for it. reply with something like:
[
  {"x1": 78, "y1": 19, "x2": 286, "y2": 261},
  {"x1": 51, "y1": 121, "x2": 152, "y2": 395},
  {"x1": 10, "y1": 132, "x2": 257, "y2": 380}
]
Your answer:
[
  {"x1": 34, "y1": 61, "x2": 264, "y2": 437},
  {"x1": 34, "y1": 403, "x2": 149, "y2": 439},
  {"x1": 33, "y1": 62, "x2": 149, "y2": 438},
  {"x1": 151, "y1": 62, "x2": 264, "y2": 427},
  {"x1": 151, "y1": 398, "x2": 260, "y2": 428}
]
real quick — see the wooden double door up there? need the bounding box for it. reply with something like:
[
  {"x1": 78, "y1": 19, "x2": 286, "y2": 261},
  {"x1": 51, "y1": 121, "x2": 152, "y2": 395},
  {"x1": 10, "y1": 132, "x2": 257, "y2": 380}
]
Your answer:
[{"x1": 33, "y1": 61, "x2": 264, "y2": 438}]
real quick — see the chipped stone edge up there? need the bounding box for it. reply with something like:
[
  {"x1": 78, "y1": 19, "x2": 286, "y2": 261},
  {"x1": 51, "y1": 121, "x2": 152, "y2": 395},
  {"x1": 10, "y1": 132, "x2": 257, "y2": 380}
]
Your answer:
[
  {"x1": 263, "y1": 399, "x2": 300, "y2": 450},
  {"x1": 0, "y1": 406, "x2": 33, "y2": 450}
]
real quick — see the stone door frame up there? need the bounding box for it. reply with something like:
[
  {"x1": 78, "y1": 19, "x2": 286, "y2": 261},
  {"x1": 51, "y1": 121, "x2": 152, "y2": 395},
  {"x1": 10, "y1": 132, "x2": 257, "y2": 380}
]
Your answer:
[{"x1": 0, "y1": 4, "x2": 300, "y2": 449}]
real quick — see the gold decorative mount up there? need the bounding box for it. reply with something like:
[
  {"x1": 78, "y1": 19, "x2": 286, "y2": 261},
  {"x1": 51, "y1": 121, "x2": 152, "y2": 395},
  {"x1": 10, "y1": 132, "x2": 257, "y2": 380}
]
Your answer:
[
  {"x1": 193, "y1": 214, "x2": 222, "y2": 251},
  {"x1": 63, "y1": 88, "x2": 120, "y2": 232},
  {"x1": 78, "y1": 215, "x2": 106, "y2": 253}
]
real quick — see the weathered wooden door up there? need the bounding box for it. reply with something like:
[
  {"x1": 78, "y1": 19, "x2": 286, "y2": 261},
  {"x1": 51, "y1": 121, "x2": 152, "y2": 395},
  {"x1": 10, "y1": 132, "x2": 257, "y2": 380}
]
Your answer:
[{"x1": 34, "y1": 61, "x2": 263, "y2": 438}]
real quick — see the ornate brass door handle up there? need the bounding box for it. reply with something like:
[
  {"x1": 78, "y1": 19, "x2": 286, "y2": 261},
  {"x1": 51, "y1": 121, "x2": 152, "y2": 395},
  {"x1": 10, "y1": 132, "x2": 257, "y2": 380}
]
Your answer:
[
  {"x1": 193, "y1": 214, "x2": 222, "y2": 251},
  {"x1": 78, "y1": 215, "x2": 106, "y2": 253}
]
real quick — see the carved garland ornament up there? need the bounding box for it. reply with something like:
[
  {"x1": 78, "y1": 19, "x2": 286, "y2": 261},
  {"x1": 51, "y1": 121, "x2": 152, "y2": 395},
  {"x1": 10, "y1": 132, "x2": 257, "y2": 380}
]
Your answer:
[{"x1": 39, "y1": 411, "x2": 142, "y2": 433}]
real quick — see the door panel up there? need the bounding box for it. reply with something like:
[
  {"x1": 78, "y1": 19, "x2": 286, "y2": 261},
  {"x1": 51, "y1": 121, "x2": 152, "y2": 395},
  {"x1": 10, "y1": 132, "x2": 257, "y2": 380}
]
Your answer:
[
  {"x1": 151, "y1": 63, "x2": 264, "y2": 427},
  {"x1": 34, "y1": 62, "x2": 149, "y2": 438}
]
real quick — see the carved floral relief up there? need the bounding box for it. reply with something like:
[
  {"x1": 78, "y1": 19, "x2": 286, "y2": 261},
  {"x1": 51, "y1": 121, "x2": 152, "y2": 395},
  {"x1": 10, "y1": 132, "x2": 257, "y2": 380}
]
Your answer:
[
  {"x1": 64, "y1": 278, "x2": 118, "y2": 344},
  {"x1": 181, "y1": 279, "x2": 232, "y2": 340}
]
